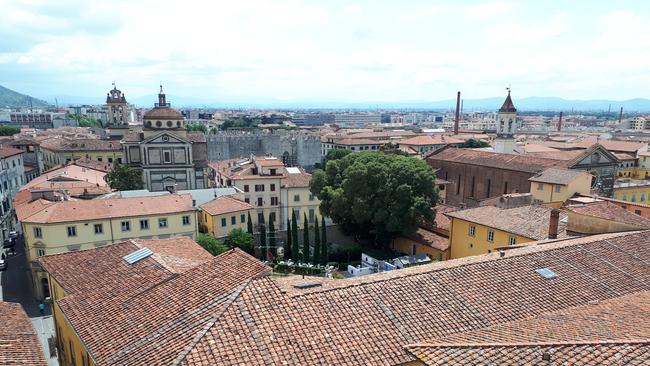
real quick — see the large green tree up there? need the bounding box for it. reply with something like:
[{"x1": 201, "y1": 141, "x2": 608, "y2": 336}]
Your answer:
[
  {"x1": 291, "y1": 211, "x2": 299, "y2": 260},
  {"x1": 302, "y1": 213, "x2": 310, "y2": 263},
  {"x1": 285, "y1": 218, "x2": 292, "y2": 260},
  {"x1": 105, "y1": 163, "x2": 144, "y2": 191},
  {"x1": 226, "y1": 228, "x2": 254, "y2": 255},
  {"x1": 459, "y1": 139, "x2": 490, "y2": 148},
  {"x1": 312, "y1": 217, "x2": 321, "y2": 264},
  {"x1": 320, "y1": 216, "x2": 328, "y2": 265},
  {"x1": 310, "y1": 152, "x2": 438, "y2": 245},
  {"x1": 196, "y1": 233, "x2": 228, "y2": 256}
]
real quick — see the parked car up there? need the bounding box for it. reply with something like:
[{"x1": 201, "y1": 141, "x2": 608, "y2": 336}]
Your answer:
[
  {"x1": 3, "y1": 238, "x2": 15, "y2": 249},
  {"x1": 8, "y1": 231, "x2": 18, "y2": 239},
  {"x1": 0, "y1": 259, "x2": 7, "y2": 271}
]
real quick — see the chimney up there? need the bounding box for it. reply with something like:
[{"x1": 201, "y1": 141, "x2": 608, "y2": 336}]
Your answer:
[
  {"x1": 618, "y1": 107, "x2": 623, "y2": 124},
  {"x1": 548, "y1": 209, "x2": 560, "y2": 239},
  {"x1": 454, "y1": 91, "x2": 461, "y2": 135},
  {"x1": 557, "y1": 111, "x2": 563, "y2": 132}
]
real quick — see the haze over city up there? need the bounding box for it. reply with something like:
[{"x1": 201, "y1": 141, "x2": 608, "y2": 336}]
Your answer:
[{"x1": 2, "y1": 0, "x2": 650, "y2": 106}]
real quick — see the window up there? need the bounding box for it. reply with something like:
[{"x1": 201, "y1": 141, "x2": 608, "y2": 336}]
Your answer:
[
  {"x1": 244, "y1": 185, "x2": 249, "y2": 192},
  {"x1": 270, "y1": 184, "x2": 276, "y2": 191},
  {"x1": 33, "y1": 227, "x2": 42, "y2": 238},
  {"x1": 468, "y1": 225, "x2": 475, "y2": 237},
  {"x1": 487, "y1": 230, "x2": 494, "y2": 242},
  {"x1": 182, "y1": 215, "x2": 191, "y2": 225},
  {"x1": 537, "y1": 183, "x2": 544, "y2": 190},
  {"x1": 309, "y1": 194, "x2": 315, "y2": 201},
  {"x1": 554, "y1": 185, "x2": 561, "y2": 193},
  {"x1": 270, "y1": 196, "x2": 278, "y2": 205},
  {"x1": 108, "y1": 157, "x2": 113, "y2": 163},
  {"x1": 117, "y1": 158, "x2": 122, "y2": 164},
  {"x1": 158, "y1": 218, "x2": 168, "y2": 228},
  {"x1": 294, "y1": 194, "x2": 300, "y2": 202},
  {"x1": 509, "y1": 236, "x2": 516, "y2": 246},
  {"x1": 635, "y1": 209, "x2": 642, "y2": 215},
  {"x1": 231, "y1": 216, "x2": 236, "y2": 225},
  {"x1": 67, "y1": 226, "x2": 77, "y2": 237},
  {"x1": 241, "y1": 214, "x2": 246, "y2": 223},
  {"x1": 270, "y1": 169, "x2": 277, "y2": 175},
  {"x1": 309, "y1": 208, "x2": 315, "y2": 223},
  {"x1": 121, "y1": 221, "x2": 131, "y2": 232},
  {"x1": 37, "y1": 248, "x2": 46, "y2": 257},
  {"x1": 140, "y1": 219, "x2": 149, "y2": 230},
  {"x1": 221, "y1": 218, "x2": 227, "y2": 227},
  {"x1": 257, "y1": 197, "x2": 263, "y2": 207},
  {"x1": 97, "y1": 157, "x2": 103, "y2": 162},
  {"x1": 163, "y1": 151, "x2": 171, "y2": 163},
  {"x1": 94, "y1": 224, "x2": 103, "y2": 234},
  {"x1": 244, "y1": 198, "x2": 250, "y2": 204},
  {"x1": 255, "y1": 184, "x2": 265, "y2": 192}
]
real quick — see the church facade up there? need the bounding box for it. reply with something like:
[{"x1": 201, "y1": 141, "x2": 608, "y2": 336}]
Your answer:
[{"x1": 122, "y1": 87, "x2": 208, "y2": 192}]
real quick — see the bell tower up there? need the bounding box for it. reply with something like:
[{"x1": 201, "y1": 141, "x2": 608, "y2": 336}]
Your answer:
[
  {"x1": 106, "y1": 82, "x2": 129, "y2": 128},
  {"x1": 494, "y1": 88, "x2": 517, "y2": 154}
]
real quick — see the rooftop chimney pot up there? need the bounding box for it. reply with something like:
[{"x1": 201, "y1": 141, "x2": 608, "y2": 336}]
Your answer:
[{"x1": 548, "y1": 209, "x2": 560, "y2": 239}]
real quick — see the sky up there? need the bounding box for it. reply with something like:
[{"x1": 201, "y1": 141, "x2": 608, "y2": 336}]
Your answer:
[{"x1": 2, "y1": 0, "x2": 650, "y2": 105}]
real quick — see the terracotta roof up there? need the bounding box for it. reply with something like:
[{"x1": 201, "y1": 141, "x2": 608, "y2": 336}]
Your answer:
[
  {"x1": 0, "y1": 146, "x2": 24, "y2": 158},
  {"x1": 433, "y1": 204, "x2": 457, "y2": 231},
  {"x1": 255, "y1": 157, "x2": 284, "y2": 167},
  {"x1": 72, "y1": 158, "x2": 113, "y2": 172},
  {"x1": 43, "y1": 230, "x2": 650, "y2": 365},
  {"x1": 345, "y1": 130, "x2": 418, "y2": 139},
  {"x1": 525, "y1": 149, "x2": 583, "y2": 161},
  {"x1": 334, "y1": 138, "x2": 381, "y2": 145},
  {"x1": 187, "y1": 131, "x2": 206, "y2": 143},
  {"x1": 402, "y1": 227, "x2": 449, "y2": 251},
  {"x1": 39, "y1": 238, "x2": 210, "y2": 298},
  {"x1": 398, "y1": 135, "x2": 464, "y2": 146},
  {"x1": 428, "y1": 147, "x2": 567, "y2": 174},
  {"x1": 614, "y1": 153, "x2": 636, "y2": 160},
  {"x1": 528, "y1": 168, "x2": 590, "y2": 185},
  {"x1": 520, "y1": 143, "x2": 560, "y2": 153},
  {"x1": 284, "y1": 170, "x2": 312, "y2": 188},
  {"x1": 211, "y1": 159, "x2": 287, "y2": 180},
  {"x1": 200, "y1": 196, "x2": 253, "y2": 216},
  {"x1": 406, "y1": 291, "x2": 650, "y2": 365},
  {"x1": 19, "y1": 194, "x2": 195, "y2": 224},
  {"x1": 52, "y1": 249, "x2": 270, "y2": 366},
  {"x1": 40, "y1": 138, "x2": 121, "y2": 152},
  {"x1": 564, "y1": 201, "x2": 650, "y2": 228},
  {"x1": 445, "y1": 205, "x2": 569, "y2": 240},
  {"x1": 0, "y1": 302, "x2": 47, "y2": 365},
  {"x1": 499, "y1": 91, "x2": 517, "y2": 112},
  {"x1": 575, "y1": 139, "x2": 646, "y2": 153}
]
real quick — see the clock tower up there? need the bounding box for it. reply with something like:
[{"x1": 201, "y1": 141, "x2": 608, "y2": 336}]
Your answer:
[{"x1": 494, "y1": 89, "x2": 517, "y2": 154}]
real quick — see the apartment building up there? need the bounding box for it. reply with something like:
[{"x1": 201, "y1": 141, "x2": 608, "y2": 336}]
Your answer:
[
  {"x1": 0, "y1": 147, "x2": 25, "y2": 243},
  {"x1": 210, "y1": 155, "x2": 325, "y2": 230},
  {"x1": 16, "y1": 194, "x2": 198, "y2": 300},
  {"x1": 40, "y1": 138, "x2": 123, "y2": 170}
]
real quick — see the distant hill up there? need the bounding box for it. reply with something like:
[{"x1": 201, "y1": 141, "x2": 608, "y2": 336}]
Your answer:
[{"x1": 0, "y1": 85, "x2": 49, "y2": 108}]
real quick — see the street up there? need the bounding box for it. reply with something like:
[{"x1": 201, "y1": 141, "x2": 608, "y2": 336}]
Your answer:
[{"x1": 1, "y1": 235, "x2": 58, "y2": 366}]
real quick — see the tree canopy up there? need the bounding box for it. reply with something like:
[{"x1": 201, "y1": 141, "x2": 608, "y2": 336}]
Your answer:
[
  {"x1": 196, "y1": 233, "x2": 228, "y2": 256},
  {"x1": 185, "y1": 123, "x2": 208, "y2": 133},
  {"x1": 226, "y1": 227, "x2": 255, "y2": 255},
  {"x1": 105, "y1": 163, "x2": 144, "y2": 191},
  {"x1": 459, "y1": 139, "x2": 490, "y2": 148},
  {"x1": 310, "y1": 152, "x2": 438, "y2": 245},
  {"x1": 0, "y1": 125, "x2": 20, "y2": 136}
]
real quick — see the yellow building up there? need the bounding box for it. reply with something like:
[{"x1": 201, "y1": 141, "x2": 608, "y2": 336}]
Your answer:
[
  {"x1": 199, "y1": 196, "x2": 253, "y2": 238},
  {"x1": 612, "y1": 180, "x2": 650, "y2": 204},
  {"x1": 40, "y1": 138, "x2": 124, "y2": 170},
  {"x1": 562, "y1": 200, "x2": 650, "y2": 235},
  {"x1": 445, "y1": 205, "x2": 568, "y2": 259},
  {"x1": 17, "y1": 194, "x2": 198, "y2": 300},
  {"x1": 391, "y1": 204, "x2": 455, "y2": 261},
  {"x1": 528, "y1": 168, "x2": 592, "y2": 206},
  {"x1": 40, "y1": 237, "x2": 212, "y2": 366}
]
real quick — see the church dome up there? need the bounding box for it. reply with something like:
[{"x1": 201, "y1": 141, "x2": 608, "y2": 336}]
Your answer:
[
  {"x1": 143, "y1": 107, "x2": 183, "y2": 120},
  {"x1": 143, "y1": 85, "x2": 185, "y2": 129}
]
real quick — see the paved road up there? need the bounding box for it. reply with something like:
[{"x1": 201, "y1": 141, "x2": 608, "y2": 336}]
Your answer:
[{"x1": 1, "y1": 236, "x2": 59, "y2": 366}]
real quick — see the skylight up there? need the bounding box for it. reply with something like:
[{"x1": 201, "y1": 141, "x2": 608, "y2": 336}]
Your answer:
[
  {"x1": 535, "y1": 268, "x2": 558, "y2": 279},
  {"x1": 123, "y1": 247, "x2": 153, "y2": 265}
]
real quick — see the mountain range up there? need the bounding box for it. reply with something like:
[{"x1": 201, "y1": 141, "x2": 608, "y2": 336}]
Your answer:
[
  {"x1": 0, "y1": 85, "x2": 49, "y2": 108},
  {"x1": 4, "y1": 84, "x2": 650, "y2": 112}
]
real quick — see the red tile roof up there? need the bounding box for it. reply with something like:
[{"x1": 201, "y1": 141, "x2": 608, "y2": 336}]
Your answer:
[
  {"x1": 0, "y1": 146, "x2": 24, "y2": 158},
  {"x1": 406, "y1": 291, "x2": 650, "y2": 365},
  {"x1": 428, "y1": 147, "x2": 567, "y2": 174},
  {"x1": 0, "y1": 302, "x2": 47, "y2": 365},
  {"x1": 40, "y1": 138, "x2": 121, "y2": 152},
  {"x1": 563, "y1": 201, "x2": 650, "y2": 228},
  {"x1": 47, "y1": 230, "x2": 650, "y2": 365},
  {"x1": 399, "y1": 135, "x2": 464, "y2": 146},
  {"x1": 200, "y1": 196, "x2": 253, "y2": 216},
  {"x1": 528, "y1": 168, "x2": 590, "y2": 185},
  {"x1": 402, "y1": 227, "x2": 449, "y2": 251}
]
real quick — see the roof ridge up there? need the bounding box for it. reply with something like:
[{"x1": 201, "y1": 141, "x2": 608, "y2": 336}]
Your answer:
[{"x1": 406, "y1": 339, "x2": 650, "y2": 349}]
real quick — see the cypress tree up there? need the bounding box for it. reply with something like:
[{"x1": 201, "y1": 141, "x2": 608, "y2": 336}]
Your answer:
[
  {"x1": 302, "y1": 213, "x2": 310, "y2": 263},
  {"x1": 259, "y1": 223, "x2": 267, "y2": 261},
  {"x1": 247, "y1": 212, "x2": 254, "y2": 234},
  {"x1": 285, "y1": 218, "x2": 292, "y2": 260},
  {"x1": 291, "y1": 211, "x2": 299, "y2": 261},
  {"x1": 321, "y1": 216, "x2": 328, "y2": 265},
  {"x1": 313, "y1": 217, "x2": 321, "y2": 264},
  {"x1": 268, "y1": 214, "x2": 276, "y2": 259}
]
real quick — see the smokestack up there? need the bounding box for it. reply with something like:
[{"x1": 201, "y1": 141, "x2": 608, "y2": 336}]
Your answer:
[
  {"x1": 618, "y1": 107, "x2": 623, "y2": 124},
  {"x1": 557, "y1": 111, "x2": 563, "y2": 132},
  {"x1": 454, "y1": 91, "x2": 461, "y2": 135},
  {"x1": 548, "y1": 209, "x2": 560, "y2": 239}
]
